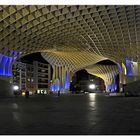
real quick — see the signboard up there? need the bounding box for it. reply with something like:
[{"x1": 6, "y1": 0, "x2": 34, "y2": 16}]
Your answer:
[{"x1": 37, "y1": 89, "x2": 47, "y2": 94}]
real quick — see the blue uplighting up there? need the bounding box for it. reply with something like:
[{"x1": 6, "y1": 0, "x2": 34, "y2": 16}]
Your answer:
[
  {"x1": 50, "y1": 79, "x2": 60, "y2": 92},
  {"x1": 0, "y1": 53, "x2": 13, "y2": 76},
  {"x1": 106, "y1": 76, "x2": 117, "y2": 92},
  {"x1": 118, "y1": 64, "x2": 122, "y2": 74},
  {"x1": 50, "y1": 70, "x2": 70, "y2": 92},
  {"x1": 50, "y1": 83, "x2": 55, "y2": 92},
  {"x1": 106, "y1": 84, "x2": 116, "y2": 92},
  {"x1": 55, "y1": 79, "x2": 60, "y2": 91},
  {"x1": 125, "y1": 58, "x2": 133, "y2": 76},
  {"x1": 65, "y1": 71, "x2": 70, "y2": 89},
  {"x1": 7, "y1": 57, "x2": 13, "y2": 76},
  {"x1": 2, "y1": 55, "x2": 8, "y2": 75}
]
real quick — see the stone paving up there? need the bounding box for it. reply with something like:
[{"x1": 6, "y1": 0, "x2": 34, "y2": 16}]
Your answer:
[{"x1": 0, "y1": 93, "x2": 140, "y2": 135}]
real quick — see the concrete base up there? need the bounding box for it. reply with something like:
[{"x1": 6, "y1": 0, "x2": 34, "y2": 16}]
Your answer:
[{"x1": 0, "y1": 76, "x2": 13, "y2": 98}]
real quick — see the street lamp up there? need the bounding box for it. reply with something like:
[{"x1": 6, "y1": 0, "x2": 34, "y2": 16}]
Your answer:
[
  {"x1": 13, "y1": 85, "x2": 19, "y2": 91},
  {"x1": 89, "y1": 84, "x2": 96, "y2": 90}
]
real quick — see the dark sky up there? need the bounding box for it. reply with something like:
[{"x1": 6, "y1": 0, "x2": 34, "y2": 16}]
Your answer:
[
  {"x1": 20, "y1": 52, "x2": 49, "y2": 64},
  {"x1": 75, "y1": 69, "x2": 89, "y2": 81},
  {"x1": 97, "y1": 60, "x2": 116, "y2": 65},
  {"x1": 75, "y1": 69, "x2": 97, "y2": 82}
]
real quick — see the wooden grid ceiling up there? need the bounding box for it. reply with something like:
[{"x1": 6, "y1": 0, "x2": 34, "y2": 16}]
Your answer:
[
  {"x1": 0, "y1": 5, "x2": 140, "y2": 71},
  {"x1": 86, "y1": 65, "x2": 119, "y2": 84}
]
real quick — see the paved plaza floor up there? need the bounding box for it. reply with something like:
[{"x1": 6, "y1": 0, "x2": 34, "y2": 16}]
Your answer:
[{"x1": 0, "y1": 93, "x2": 140, "y2": 135}]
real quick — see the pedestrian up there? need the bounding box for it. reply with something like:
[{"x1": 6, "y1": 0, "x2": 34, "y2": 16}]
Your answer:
[
  {"x1": 14, "y1": 90, "x2": 18, "y2": 98},
  {"x1": 58, "y1": 90, "x2": 60, "y2": 96},
  {"x1": 25, "y1": 90, "x2": 29, "y2": 98}
]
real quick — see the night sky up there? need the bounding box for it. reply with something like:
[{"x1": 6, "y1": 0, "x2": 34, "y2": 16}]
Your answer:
[
  {"x1": 20, "y1": 52, "x2": 49, "y2": 64},
  {"x1": 75, "y1": 69, "x2": 91, "y2": 81},
  {"x1": 97, "y1": 60, "x2": 116, "y2": 65}
]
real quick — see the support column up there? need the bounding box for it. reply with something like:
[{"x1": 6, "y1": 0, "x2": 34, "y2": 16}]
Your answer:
[
  {"x1": 0, "y1": 53, "x2": 15, "y2": 97},
  {"x1": 50, "y1": 65, "x2": 71, "y2": 93},
  {"x1": 105, "y1": 78, "x2": 117, "y2": 92},
  {"x1": 0, "y1": 53, "x2": 13, "y2": 76},
  {"x1": 119, "y1": 60, "x2": 140, "y2": 92}
]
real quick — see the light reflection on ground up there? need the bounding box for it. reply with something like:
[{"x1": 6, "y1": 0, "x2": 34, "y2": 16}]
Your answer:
[{"x1": 88, "y1": 93, "x2": 96, "y2": 108}]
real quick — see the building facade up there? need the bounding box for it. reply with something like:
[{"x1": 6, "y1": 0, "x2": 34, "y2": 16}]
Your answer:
[
  {"x1": 12, "y1": 61, "x2": 51, "y2": 93},
  {"x1": 78, "y1": 78, "x2": 105, "y2": 93}
]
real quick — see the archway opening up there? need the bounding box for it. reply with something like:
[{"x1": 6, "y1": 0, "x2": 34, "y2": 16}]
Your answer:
[
  {"x1": 70, "y1": 69, "x2": 105, "y2": 93},
  {"x1": 96, "y1": 59, "x2": 120, "y2": 92}
]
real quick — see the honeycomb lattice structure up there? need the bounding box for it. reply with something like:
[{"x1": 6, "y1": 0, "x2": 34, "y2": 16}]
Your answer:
[
  {"x1": 86, "y1": 65, "x2": 119, "y2": 85},
  {"x1": 0, "y1": 5, "x2": 140, "y2": 72}
]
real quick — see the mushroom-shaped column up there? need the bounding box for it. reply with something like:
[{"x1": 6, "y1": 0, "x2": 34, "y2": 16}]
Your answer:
[
  {"x1": 50, "y1": 65, "x2": 74, "y2": 92},
  {"x1": 41, "y1": 50, "x2": 107, "y2": 92},
  {"x1": 86, "y1": 65, "x2": 119, "y2": 92}
]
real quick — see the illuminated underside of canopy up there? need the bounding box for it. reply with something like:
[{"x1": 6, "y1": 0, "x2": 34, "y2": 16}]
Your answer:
[
  {"x1": 0, "y1": 5, "x2": 140, "y2": 88},
  {"x1": 41, "y1": 50, "x2": 107, "y2": 72},
  {"x1": 86, "y1": 65, "x2": 119, "y2": 91}
]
